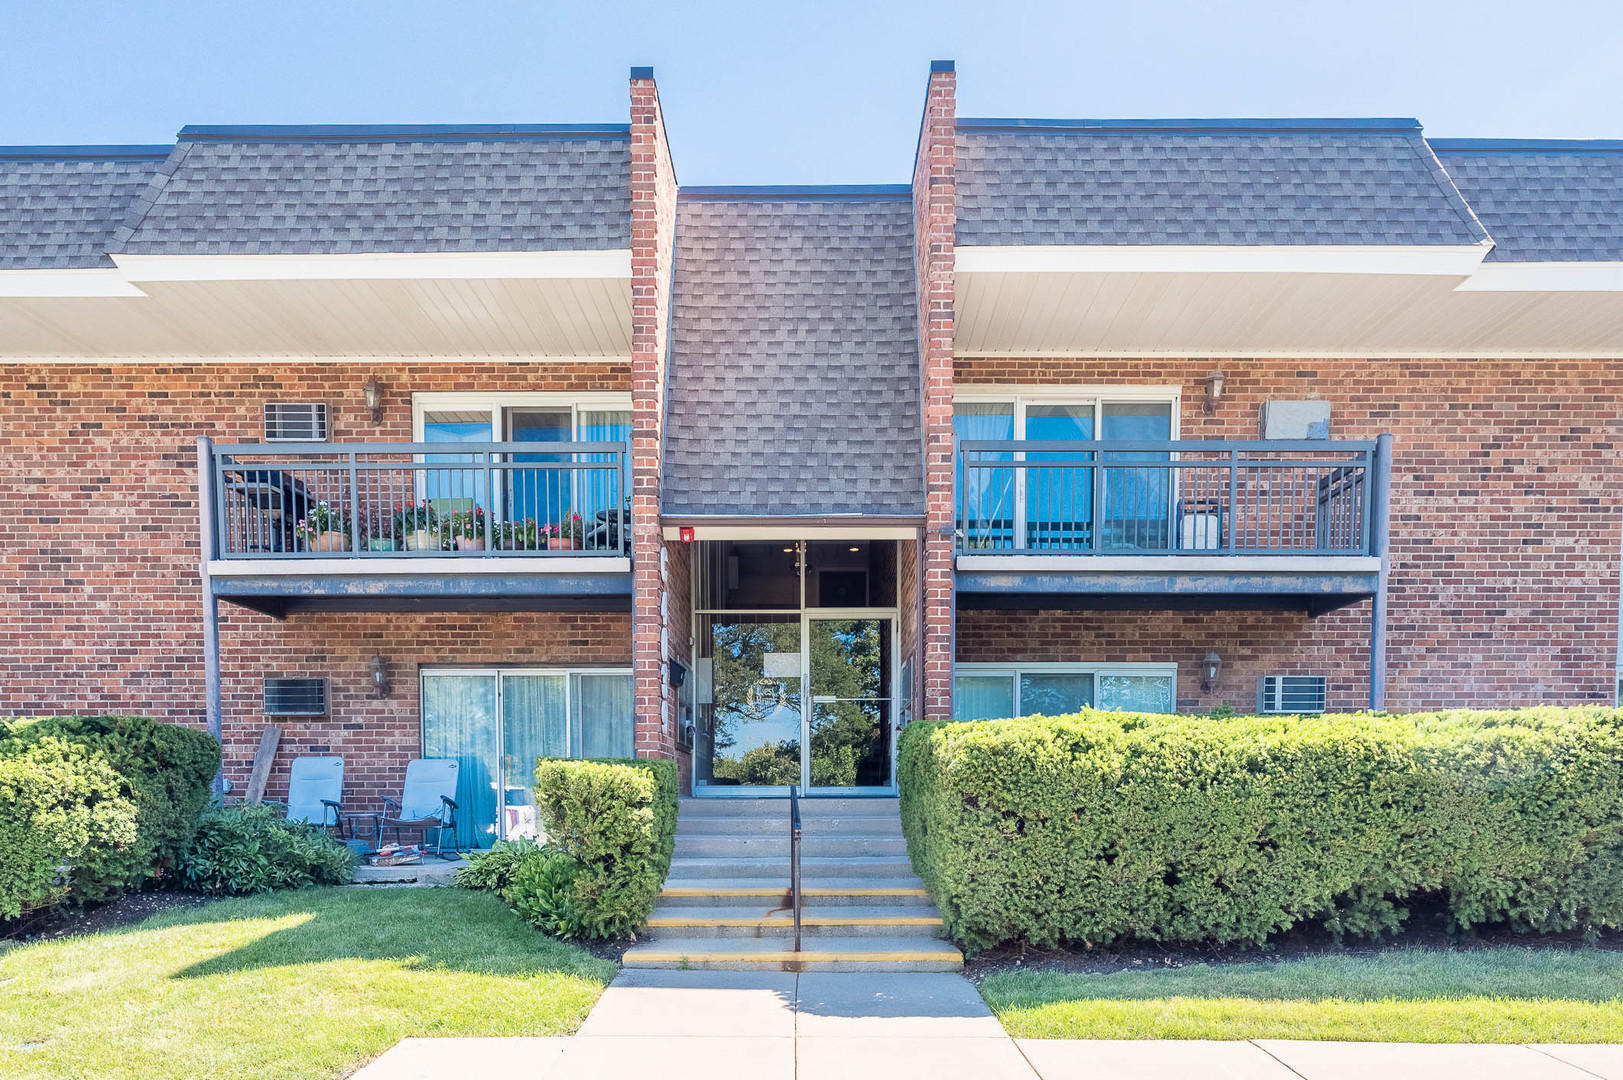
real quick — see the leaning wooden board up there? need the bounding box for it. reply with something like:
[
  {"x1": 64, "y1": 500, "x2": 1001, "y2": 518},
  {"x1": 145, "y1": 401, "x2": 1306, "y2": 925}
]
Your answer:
[{"x1": 243, "y1": 725, "x2": 282, "y2": 804}]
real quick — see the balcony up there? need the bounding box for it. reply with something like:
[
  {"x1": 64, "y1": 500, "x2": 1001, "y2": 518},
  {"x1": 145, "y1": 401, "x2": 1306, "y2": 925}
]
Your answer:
[
  {"x1": 198, "y1": 438, "x2": 632, "y2": 616},
  {"x1": 954, "y1": 436, "x2": 1391, "y2": 613}
]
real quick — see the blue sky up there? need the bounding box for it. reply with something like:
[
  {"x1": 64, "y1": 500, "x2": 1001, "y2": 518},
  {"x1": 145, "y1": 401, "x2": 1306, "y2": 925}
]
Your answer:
[{"x1": 4, "y1": 1, "x2": 1621, "y2": 184}]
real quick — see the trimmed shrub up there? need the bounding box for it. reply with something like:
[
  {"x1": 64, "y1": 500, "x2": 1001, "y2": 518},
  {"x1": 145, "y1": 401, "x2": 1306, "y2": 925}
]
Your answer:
[
  {"x1": 898, "y1": 707, "x2": 1623, "y2": 952},
  {"x1": 0, "y1": 715, "x2": 219, "y2": 920},
  {"x1": 179, "y1": 802, "x2": 356, "y2": 894},
  {"x1": 503, "y1": 846, "x2": 585, "y2": 939},
  {"x1": 531, "y1": 757, "x2": 679, "y2": 939}
]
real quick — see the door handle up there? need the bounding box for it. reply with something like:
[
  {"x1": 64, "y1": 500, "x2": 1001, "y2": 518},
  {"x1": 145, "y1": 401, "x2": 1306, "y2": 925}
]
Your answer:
[{"x1": 812, "y1": 695, "x2": 838, "y2": 704}]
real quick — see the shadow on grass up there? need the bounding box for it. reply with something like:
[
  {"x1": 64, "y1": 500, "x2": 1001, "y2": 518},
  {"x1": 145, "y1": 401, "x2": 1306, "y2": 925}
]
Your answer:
[{"x1": 151, "y1": 886, "x2": 611, "y2": 983}]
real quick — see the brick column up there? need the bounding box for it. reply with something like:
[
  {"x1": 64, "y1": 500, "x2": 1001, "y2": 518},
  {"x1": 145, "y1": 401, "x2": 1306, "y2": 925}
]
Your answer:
[
  {"x1": 913, "y1": 61, "x2": 957, "y2": 720},
  {"x1": 630, "y1": 67, "x2": 679, "y2": 758}
]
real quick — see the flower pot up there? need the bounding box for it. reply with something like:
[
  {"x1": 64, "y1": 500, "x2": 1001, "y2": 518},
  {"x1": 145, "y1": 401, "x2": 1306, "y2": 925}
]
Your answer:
[
  {"x1": 307, "y1": 531, "x2": 350, "y2": 553},
  {"x1": 367, "y1": 537, "x2": 397, "y2": 552},
  {"x1": 550, "y1": 536, "x2": 577, "y2": 551},
  {"x1": 402, "y1": 529, "x2": 436, "y2": 551},
  {"x1": 455, "y1": 534, "x2": 486, "y2": 551}
]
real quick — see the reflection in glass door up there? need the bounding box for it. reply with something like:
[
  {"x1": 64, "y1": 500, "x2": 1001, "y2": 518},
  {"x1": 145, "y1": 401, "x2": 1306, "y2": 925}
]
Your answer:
[
  {"x1": 695, "y1": 615, "x2": 803, "y2": 792},
  {"x1": 807, "y1": 618, "x2": 893, "y2": 790}
]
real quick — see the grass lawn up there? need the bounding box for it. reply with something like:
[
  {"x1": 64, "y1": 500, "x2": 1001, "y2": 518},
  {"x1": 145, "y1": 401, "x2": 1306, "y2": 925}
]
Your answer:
[
  {"x1": 0, "y1": 887, "x2": 616, "y2": 1080},
  {"x1": 982, "y1": 948, "x2": 1623, "y2": 1042}
]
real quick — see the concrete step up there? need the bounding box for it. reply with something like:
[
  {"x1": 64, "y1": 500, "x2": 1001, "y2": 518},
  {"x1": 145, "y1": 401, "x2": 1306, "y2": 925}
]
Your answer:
[
  {"x1": 659, "y1": 877, "x2": 929, "y2": 906},
  {"x1": 672, "y1": 834, "x2": 907, "y2": 859},
  {"x1": 676, "y1": 813, "x2": 903, "y2": 838},
  {"x1": 647, "y1": 904, "x2": 944, "y2": 939},
  {"x1": 665, "y1": 855, "x2": 919, "y2": 880},
  {"x1": 621, "y1": 935, "x2": 962, "y2": 973}
]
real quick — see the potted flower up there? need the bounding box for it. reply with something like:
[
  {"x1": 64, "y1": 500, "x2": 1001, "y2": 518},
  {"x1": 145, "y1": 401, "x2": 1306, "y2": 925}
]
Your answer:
[
  {"x1": 499, "y1": 518, "x2": 541, "y2": 551},
  {"x1": 449, "y1": 506, "x2": 488, "y2": 551},
  {"x1": 394, "y1": 501, "x2": 438, "y2": 551},
  {"x1": 362, "y1": 509, "x2": 397, "y2": 552},
  {"x1": 548, "y1": 511, "x2": 584, "y2": 552},
  {"x1": 295, "y1": 502, "x2": 349, "y2": 552}
]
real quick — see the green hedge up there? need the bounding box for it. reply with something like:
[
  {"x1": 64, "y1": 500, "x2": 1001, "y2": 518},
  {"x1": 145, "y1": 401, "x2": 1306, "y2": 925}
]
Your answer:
[
  {"x1": 524, "y1": 757, "x2": 679, "y2": 939},
  {"x1": 898, "y1": 707, "x2": 1623, "y2": 951},
  {"x1": 179, "y1": 802, "x2": 355, "y2": 894},
  {"x1": 0, "y1": 716, "x2": 220, "y2": 919}
]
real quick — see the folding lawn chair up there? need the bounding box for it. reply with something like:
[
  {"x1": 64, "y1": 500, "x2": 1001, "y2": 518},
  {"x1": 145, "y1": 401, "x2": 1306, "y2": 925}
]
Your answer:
[
  {"x1": 378, "y1": 758, "x2": 461, "y2": 860},
  {"x1": 285, "y1": 755, "x2": 344, "y2": 833}
]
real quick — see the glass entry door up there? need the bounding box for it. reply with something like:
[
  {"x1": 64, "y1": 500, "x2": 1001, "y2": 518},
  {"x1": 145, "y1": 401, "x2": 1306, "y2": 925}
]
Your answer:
[{"x1": 807, "y1": 617, "x2": 893, "y2": 790}]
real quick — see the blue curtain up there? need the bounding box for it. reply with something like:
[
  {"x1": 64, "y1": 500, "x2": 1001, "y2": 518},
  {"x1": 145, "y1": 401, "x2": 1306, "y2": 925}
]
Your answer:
[
  {"x1": 577, "y1": 411, "x2": 631, "y2": 551},
  {"x1": 509, "y1": 409, "x2": 572, "y2": 537},
  {"x1": 1101, "y1": 404, "x2": 1173, "y2": 550},
  {"x1": 1025, "y1": 404, "x2": 1095, "y2": 550},
  {"x1": 420, "y1": 674, "x2": 500, "y2": 850},
  {"x1": 423, "y1": 418, "x2": 493, "y2": 522},
  {"x1": 954, "y1": 405, "x2": 1015, "y2": 548},
  {"x1": 575, "y1": 673, "x2": 635, "y2": 758},
  {"x1": 953, "y1": 675, "x2": 1015, "y2": 720}
]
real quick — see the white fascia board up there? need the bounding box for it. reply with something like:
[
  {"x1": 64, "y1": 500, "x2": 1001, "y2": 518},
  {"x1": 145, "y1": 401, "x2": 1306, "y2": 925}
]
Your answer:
[
  {"x1": 112, "y1": 249, "x2": 633, "y2": 282},
  {"x1": 955, "y1": 244, "x2": 1493, "y2": 277},
  {"x1": 0, "y1": 269, "x2": 148, "y2": 297},
  {"x1": 1453, "y1": 262, "x2": 1623, "y2": 292}
]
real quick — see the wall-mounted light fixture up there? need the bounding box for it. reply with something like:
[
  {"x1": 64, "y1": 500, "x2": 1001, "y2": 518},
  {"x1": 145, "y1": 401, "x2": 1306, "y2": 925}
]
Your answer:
[
  {"x1": 361, "y1": 376, "x2": 384, "y2": 425},
  {"x1": 1203, "y1": 369, "x2": 1227, "y2": 414},
  {"x1": 1201, "y1": 651, "x2": 1223, "y2": 693},
  {"x1": 369, "y1": 655, "x2": 390, "y2": 698}
]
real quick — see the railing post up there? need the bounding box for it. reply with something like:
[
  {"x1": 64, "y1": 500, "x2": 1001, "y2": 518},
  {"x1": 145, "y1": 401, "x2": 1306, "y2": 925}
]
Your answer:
[
  {"x1": 347, "y1": 450, "x2": 362, "y2": 555},
  {"x1": 1090, "y1": 447, "x2": 1104, "y2": 553},
  {"x1": 1227, "y1": 448, "x2": 1240, "y2": 554},
  {"x1": 195, "y1": 436, "x2": 224, "y2": 792},
  {"x1": 1369, "y1": 433, "x2": 1395, "y2": 711},
  {"x1": 484, "y1": 450, "x2": 495, "y2": 555}
]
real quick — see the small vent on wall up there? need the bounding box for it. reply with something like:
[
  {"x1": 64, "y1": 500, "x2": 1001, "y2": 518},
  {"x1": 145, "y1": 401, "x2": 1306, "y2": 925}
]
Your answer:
[
  {"x1": 1258, "y1": 675, "x2": 1327, "y2": 714},
  {"x1": 264, "y1": 402, "x2": 329, "y2": 442},
  {"x1": 263, "y1": 677, "x2": 329, "y2": 716}
]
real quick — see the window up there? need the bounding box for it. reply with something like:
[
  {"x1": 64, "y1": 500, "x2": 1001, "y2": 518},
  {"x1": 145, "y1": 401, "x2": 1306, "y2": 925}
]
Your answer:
[
  {"x1": 954, "y1": 389, "x2": 1180, "y2": 551},
  {"x1": 262, "y1": 677, "x2": 328, "y2": 716},
  {"x1": 953, "y1": 663, "x2": 1177, "y2": 719},
  {"x1": 420, "y1": 667, "x2": 634, "y2": 850},
  {"x1": 412, "y1": 392, "x2": 631, "y2": 541},
  {"x1": 1257, "y1": 675, "x2": 1328, "y2": 714}
]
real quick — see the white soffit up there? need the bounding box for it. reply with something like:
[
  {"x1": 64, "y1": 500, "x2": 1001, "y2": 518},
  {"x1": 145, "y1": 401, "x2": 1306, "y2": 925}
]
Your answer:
[
  {"x1": 0, "y1": 269, "x2": 146, "y2": 298},
  {"x1": 111, "y1": 248, "x2": 633, "y2": 282},
  {"x1": 954, "y1": 244, "x2": 1494, "y2": 278}
]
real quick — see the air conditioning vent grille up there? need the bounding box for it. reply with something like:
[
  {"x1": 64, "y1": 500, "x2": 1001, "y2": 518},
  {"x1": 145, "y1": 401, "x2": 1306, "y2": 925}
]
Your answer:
[
  {"x1": 1258, "y1": 675, "x2": 1327, "y2": 714},
  {"x1": 263, "y1": 677, "x2": 328, "y2": 716},
  {"x1": 264, "y1": 402, "x2": 329, "y2": 442}
]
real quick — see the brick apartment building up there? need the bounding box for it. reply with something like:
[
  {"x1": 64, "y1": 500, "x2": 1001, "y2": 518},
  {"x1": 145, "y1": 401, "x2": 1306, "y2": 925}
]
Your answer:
[{"x1": 2, "y1": 63, "x2": 1620, "y2": 847}]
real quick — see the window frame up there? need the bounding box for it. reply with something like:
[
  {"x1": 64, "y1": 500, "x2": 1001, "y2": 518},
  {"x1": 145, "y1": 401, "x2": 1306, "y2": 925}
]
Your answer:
[
  {"x1": 412, "y1": 391, "x2": 634, "y2": 444},
  {"x1": 953, "y1": 661, "x2": 1179, "y2": 718}
]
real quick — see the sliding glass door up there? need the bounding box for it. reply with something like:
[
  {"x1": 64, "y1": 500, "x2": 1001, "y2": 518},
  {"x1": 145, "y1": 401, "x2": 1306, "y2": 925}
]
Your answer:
[{"x1": 421, "y1": 667, "x2": 633, "y2": 848}]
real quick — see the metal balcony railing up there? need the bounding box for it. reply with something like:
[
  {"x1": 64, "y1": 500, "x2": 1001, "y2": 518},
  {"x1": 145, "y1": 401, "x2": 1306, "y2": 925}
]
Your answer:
[
  {"x1": 201, "y1": 439, "x2": 630, "y2": 560},
  {"x1": 956, "y1": 439, "x2": 1386, "y2": 556}
]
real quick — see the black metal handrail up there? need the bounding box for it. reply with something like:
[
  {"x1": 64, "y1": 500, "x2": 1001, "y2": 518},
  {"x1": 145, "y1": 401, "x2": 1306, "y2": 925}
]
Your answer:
[
  {"x1": 201, "y1": 438, "x2": 630, "y2": 560},
  {"x1": 789, "y1": 784, "x2": 802, "y2": 953},
  {"x1": 957, "y1": 436, "x2": 1389, "y2": 556}
]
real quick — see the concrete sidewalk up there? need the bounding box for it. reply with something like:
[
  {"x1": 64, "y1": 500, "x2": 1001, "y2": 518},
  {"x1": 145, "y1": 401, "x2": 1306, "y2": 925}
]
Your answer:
[{"x1": 352, "y1": 970, "x2": 1623, "y2": 1079}]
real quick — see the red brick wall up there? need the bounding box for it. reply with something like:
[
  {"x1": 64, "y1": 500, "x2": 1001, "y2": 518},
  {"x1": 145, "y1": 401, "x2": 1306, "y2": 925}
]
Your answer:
[
  {"x1": 953, "y1": 355, "x2": 1623, "y2": 709},
  {"x1": 664, "y1": 537, "x2": 694, "y2": 792},
  {"x1": 630, "y1": 70, "x2": 680, "y2": 760},
  {"x1": 897, "y1": 535, "x2": 922, "y2": 723},
  {"x1": 0, "y1": 360, "x2": 634, "y2": 805},
  {"x1": 913, "y1": 62, "x2": 957, "y2": 720}
]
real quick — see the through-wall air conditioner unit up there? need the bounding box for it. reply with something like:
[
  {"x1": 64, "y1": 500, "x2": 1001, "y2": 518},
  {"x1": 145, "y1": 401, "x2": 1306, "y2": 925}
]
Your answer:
[
  {"x1": 263, "y1": 402, "x2": 329, "y2": 442},
  {"x1": 263, "y1": 677, "x2": 329, "y2": 717},
  {"x1": 1257, "y1": 675, "x2": 1327, "y2": 715}
]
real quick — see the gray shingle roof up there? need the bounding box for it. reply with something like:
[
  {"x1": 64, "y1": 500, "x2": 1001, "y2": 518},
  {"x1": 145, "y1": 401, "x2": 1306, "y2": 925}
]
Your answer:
[
  {"x1": 664, "y1": 191, "x2": 924, "y2": 518},
  {"x1": 113, "y1": 126, "x2": 631, "y2": 254},
  {"x1": 1430, "y1": 141, "x2": 1623, "y2": 263},
  {"x1": 956, "y1": 119, "x2": 1490, "y2": 247},
  {"x1": 0, "y1": 148, "x2": 168, "y2": 269}
]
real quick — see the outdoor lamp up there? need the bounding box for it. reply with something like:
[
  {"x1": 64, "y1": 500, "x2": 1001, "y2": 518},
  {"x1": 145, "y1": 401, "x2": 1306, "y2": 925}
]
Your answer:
[
  {"x1": 1203, "y1": 369, "x2": 1227, "y2": 413},
  {"x1": 361, "y1": 376, "x2": 384, "y2": 424},
  {"x1": 1201, "y1": 651, "x2": 1223, "y2": 693},
  {"x1": 369, "y1": 655, "x2": 390, "y2": 698}
]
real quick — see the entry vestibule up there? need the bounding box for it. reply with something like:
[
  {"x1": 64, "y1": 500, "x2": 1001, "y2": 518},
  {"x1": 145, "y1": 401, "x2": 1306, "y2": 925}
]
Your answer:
[{"x1": 691, "y1": 540, "x2": 902, "y2": 795}]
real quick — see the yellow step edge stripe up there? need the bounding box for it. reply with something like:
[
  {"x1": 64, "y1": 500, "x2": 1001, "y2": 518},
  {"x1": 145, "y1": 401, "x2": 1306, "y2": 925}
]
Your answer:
[
  {"x1": 623, "y1": 950, "x2": 961, "y2": 964},
  {"x1": 647, "y1": 915, "x2": 943, "y2": 927}
]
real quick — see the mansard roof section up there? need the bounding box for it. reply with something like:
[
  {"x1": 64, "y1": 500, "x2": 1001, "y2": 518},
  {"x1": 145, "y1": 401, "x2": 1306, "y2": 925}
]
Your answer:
[
  {"x1": 664, "y1": 187, "x2": 924, "y2": 519},
  {"x1": 1430, "y1": 140, "x2": 1623, "y2": 263},
  {"x1": 955, "y1": 117, "x2": 1490, "y2": 249},
  {"x1": 0, "y1": 146, "x2": 169, "y2": 269},
  {"x1": 111, "y1": 124, "x2": 632, "y2": 256}
]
